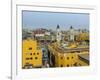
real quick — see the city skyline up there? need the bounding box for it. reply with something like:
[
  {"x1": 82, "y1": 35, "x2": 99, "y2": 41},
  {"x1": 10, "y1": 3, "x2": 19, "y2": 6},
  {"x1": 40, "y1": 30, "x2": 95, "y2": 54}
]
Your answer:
[{"x1": 22, "y1": 10, "x2": 89, "y2": 30}]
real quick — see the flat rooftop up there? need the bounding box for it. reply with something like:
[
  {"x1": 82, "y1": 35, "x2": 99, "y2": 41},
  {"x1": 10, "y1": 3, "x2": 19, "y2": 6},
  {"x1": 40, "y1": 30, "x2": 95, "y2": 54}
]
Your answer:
[
  {"x1": 49, "y1": 44, "x2": 89, "y2": 53},
  {"x1": 78, "y1": 54, "x2": 89, "y2": 61}
]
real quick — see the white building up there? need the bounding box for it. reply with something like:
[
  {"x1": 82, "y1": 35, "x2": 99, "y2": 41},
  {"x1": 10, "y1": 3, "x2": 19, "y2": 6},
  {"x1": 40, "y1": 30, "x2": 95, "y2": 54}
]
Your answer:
[
  {"x1": 45, "y1": 31, "x2": 51, "y2": 36},
  {"x1": 68, "y1": 26, "x2": 75, "y2": 41}
]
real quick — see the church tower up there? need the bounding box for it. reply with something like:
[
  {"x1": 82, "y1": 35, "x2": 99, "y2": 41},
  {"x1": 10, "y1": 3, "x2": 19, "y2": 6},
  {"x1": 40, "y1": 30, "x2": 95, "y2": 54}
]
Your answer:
[
  {"x1": 56, "y1": 24, "x2": 62, "y2": 43},
  {"x1": 69, "y1": 26, "x2": 75, "y2": 41}
]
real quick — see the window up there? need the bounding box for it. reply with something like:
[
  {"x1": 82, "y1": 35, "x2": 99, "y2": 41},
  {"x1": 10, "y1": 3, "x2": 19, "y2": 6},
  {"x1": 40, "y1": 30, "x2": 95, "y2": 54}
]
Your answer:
[
  {"x1": 33, "y1": 53, "x2": 35, "y2": 55},
  {"x1": 72, "y1": 56, "x2": 73, "y2": 59},
  {"x1": 26, "y1": 58, "x2": 29, "y2": 60},
  {"x1": 67, "y1": 64, "x2": 69, "y2": 67},
  {"x1": 61, "y1": 65, "x2": 63, "y2": 67},
  {"x1": 61, "y1": 57, "x2": 63, "y2": 59},
  {"x1": 30, "y1": 57, "x2": 33, "y2": 60},
  {"x1": 30, "y1": 53, "x2": 32, "y2": 55},
  {"x1": 29, "y1": 47, "x2": 32, "y2": 50},
  {"x1": 67, "y1": 57, "x2": 69, "y2": 60},
  {"x1": 26, "y1": 57, "x2": 33, "y2": 60},
  {"x1": 37, "y1": 53, "x2": 39, "y2": 55},
  {"x1": 35, "y1": 57, "x2": 38, "y2": 60}
]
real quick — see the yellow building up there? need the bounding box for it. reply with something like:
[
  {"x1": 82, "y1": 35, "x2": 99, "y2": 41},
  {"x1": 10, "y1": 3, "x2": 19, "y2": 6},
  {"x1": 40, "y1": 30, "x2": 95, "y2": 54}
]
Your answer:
[
  {"x1": 22, "y1": 38, "x2": 42, "y2": 69},
  {"x1": 76, "y1": 32, "x2": 89, "y2": 41},
  {"x1": 48, "y1": 42, "x2": 89, "y2": 67}
]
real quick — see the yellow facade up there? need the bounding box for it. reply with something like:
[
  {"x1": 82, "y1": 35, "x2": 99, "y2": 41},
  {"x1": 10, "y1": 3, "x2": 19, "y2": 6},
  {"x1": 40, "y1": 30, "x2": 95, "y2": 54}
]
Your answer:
[
  {"x1": 48, "y1": 43, "x2": 89, "y2": 67},
  {"x1": 56, "y1": 53, "x2": 78, "y2": 67},
  {"x1": 76, "y1": 32, "x2": 89, "y2": 41},
  {"x1": 22, "y1": 38, "x2": 42, "y2": 69}
]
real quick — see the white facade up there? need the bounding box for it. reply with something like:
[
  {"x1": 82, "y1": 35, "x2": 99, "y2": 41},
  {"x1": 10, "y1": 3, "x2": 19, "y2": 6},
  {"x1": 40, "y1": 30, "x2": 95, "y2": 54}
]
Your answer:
[
  {"x1": 68, "y1": 26, "x2": 75, "y2": 41},
  {"x1": 56, "y1": 25, "x2": 62, "y2": 42},
  {"x1": 45, "y1": 31, "x2": 51, "y2": 35},
  {"x1": 35, "y1": 34, "x2": 45, "y2": 37}
]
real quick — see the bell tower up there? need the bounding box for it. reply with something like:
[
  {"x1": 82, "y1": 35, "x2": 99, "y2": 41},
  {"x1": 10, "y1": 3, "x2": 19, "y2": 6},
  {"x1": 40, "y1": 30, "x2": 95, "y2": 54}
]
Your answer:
[
  {"x1": 56, "y1": 24, "x2": 62, "y2": 43},
  {"x1": 69, "y1": 26, "x2": 75, "y2": 41}
]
